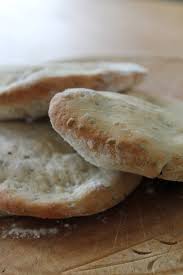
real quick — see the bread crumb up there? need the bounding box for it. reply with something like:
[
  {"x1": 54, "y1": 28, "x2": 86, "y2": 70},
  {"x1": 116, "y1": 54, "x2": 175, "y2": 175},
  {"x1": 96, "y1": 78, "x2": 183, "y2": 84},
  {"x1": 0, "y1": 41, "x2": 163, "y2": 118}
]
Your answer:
[
  {"x1": 63, "y1": 223, "x2": 70, "y2": 228},
  {"x1": 96, "y1": 214, "x2": 108, "y2": 224},
  {"x1": 1, "y1": 224, "x2": 59, "y2": 239},
  {"x1": 145, "y1": 183, "x2": 156, "y2": 195}
]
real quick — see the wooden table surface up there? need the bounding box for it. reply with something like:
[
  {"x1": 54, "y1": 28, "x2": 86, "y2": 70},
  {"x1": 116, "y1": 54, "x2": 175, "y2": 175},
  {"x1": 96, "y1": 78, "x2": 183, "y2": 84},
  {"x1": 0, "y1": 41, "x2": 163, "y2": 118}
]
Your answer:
[{"x1": 0, "y1": 0, "x2": 183, "y2": 65}]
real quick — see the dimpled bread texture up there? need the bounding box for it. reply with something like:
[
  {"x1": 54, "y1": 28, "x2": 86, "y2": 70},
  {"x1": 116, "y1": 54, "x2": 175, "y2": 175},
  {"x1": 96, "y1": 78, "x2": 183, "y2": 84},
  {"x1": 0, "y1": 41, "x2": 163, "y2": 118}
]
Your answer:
[
  {"x1": 0, "y1": 121, "x2": 141, "y2": 218},
  {"x1": 0, "y1": 62, "x2": 146, "y2": 120},
  {"x1": 49, "y1": 88, "x2": 183, "y2": 181}
]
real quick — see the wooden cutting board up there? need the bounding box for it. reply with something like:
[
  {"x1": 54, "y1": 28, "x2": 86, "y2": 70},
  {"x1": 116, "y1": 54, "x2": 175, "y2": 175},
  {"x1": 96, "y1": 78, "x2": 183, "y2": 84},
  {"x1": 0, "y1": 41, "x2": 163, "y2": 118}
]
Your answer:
[{"x1": 1, "y1": 57, "x2": 183, "y2": 275}]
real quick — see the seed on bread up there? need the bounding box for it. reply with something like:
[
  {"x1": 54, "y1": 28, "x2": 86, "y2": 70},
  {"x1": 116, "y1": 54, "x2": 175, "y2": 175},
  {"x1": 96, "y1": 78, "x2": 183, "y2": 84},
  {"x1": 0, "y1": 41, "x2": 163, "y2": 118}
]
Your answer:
[
  {"x1": 66, "y1": 118, "x2": 75, "y2": 127},
  {"x1": 106, "y1": 138, "x2": 116, "y2": 145}
]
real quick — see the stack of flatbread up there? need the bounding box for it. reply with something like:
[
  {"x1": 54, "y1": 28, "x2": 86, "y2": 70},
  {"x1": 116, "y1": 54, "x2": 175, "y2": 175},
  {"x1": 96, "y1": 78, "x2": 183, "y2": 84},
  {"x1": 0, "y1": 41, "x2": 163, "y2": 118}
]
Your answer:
[{"x1": 1, "y1": 60, "x2": 174, "y2": 219}]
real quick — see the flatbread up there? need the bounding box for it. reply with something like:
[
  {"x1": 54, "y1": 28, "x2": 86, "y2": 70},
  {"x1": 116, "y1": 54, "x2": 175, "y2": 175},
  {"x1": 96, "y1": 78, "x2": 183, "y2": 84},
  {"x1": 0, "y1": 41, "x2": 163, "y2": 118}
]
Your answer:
[
  {"x1": 0, "y1": 62, "x2": 146, "y2": 120},
  {"x1": 49, "y1": 88, "x2": 183, "y2": 181},
  {"x1": 0, "y1": 121, "x2": 141, "y2": 218}
]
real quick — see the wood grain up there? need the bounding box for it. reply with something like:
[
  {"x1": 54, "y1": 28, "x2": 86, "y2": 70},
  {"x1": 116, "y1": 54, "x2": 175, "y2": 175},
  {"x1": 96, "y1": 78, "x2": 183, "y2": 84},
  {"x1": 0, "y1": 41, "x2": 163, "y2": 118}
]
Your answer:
[{"x1": 1, "y1": 57, "x2": 183, "y2": 274}]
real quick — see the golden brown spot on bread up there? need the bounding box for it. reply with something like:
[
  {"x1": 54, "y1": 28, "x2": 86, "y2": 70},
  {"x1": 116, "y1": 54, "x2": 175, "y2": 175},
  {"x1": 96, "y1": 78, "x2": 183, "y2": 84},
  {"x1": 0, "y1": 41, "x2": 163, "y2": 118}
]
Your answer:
[
  {"x1": 66, "y1": 118, "x2": 75, "y2": 127},
  {"x1": 78, "y1": 124, "x2": 85, "y2": 130}
]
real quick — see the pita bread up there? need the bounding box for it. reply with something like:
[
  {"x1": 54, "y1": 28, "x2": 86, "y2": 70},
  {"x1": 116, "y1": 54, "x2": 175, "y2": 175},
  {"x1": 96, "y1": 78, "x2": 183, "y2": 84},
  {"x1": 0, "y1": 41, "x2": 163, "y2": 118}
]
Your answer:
[
  {"x1": 0, "y1": 120, "x2": 141, "y2": 218},
  {"x1": 0, "y1": 62, "x2": 146, "y2": 120},
  {"x1": 49, "y1": 88, "x2": 183, "y2": 181}
]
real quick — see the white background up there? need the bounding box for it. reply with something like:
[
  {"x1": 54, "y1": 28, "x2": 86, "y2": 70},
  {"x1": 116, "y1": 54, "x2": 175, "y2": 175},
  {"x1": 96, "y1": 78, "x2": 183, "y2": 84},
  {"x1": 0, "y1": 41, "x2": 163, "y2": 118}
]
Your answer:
[{"x1": 0, "y1": 0, "x2": 182, "y2": 65}]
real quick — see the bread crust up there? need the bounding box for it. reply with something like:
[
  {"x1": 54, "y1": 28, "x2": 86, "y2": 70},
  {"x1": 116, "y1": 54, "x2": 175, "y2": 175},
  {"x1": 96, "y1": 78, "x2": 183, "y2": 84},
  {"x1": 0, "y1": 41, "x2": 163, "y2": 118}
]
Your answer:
[
  {"x1": 0, "y1": 173, "x2": 141, "y2": 219},
  {"x1": 49, "y1": 89, "x2": 183, "y2": 181}
]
